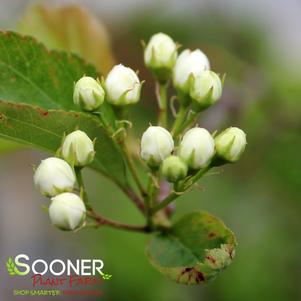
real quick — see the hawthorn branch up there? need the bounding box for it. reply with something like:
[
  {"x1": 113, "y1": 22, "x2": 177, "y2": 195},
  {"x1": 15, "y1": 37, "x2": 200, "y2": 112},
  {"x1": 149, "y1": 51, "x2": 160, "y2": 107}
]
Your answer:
[
  {"x1": 87, "y1": 210, "x2": 148, "y2": 233},
  {"x1": 76, "y1": 169, "x2": 147, "y2": 233}
]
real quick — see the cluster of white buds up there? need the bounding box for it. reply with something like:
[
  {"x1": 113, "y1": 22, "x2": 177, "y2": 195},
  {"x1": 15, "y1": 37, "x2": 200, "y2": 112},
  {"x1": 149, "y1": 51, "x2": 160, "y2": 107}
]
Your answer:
[
  {"x1": 74, "y1": 65, "x2": 143, "y2": 111},
  {"x1": 173, "y1": 49, "x2": 222, "y2": 109},
  {"x1": 32, "y1": 31, "x2": 247, "y2": 237},
  {"x1": 140, "y1": 125, "x2": 246, "y2": 183},
  {"x1": 33, "y1": 130, "x2": 95, "y2": 231},
  {"x1": 73, "y1": 33, "x2": 220, "y2": 114},
  {"x1": 143, "y1": 33, "x2": 222, "y2": 111},
  {"x1": 139, "y1": 33, "x2": 246, "y2": 185}
]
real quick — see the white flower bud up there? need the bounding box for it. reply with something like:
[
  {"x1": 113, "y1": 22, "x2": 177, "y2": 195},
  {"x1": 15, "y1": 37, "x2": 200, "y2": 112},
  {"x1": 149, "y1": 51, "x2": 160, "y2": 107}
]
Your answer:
[
  {"x1": 141, "y1": 126, "x2": 174, "y2": 167},
  {"x1": 144, "y1": 32, "x2": 177, "y2": 82},
  {"x1": 173, "y1": 49, "x2": 210, "y2": 94},
  {"x1": 49, "y1": 192, "x2": 86, "y2": 231},
  {"x1": 34, "y1": 157, "x2": 75, "y2": 197},
  {"x1": 215, "y1": 127, "x2": 246, "y2": 162},
  {"x1": 161, "y1": 155, "x2": 188, "y2": 183},
  {"x1": 178, "y1": 128, "x2": 215, "y2": 169},
  {"x1": 190, "y1": 70, "x2": 222, "y2": 110},
  {"x1": 61, "y1": 130, "x2": 95, "y2": 167},
  {"x1": 73, "y1": 76, "x2": 105, "y2": 111},
  {"x1": 105, "y1": 64, "x2": 142, "y2": 105}
]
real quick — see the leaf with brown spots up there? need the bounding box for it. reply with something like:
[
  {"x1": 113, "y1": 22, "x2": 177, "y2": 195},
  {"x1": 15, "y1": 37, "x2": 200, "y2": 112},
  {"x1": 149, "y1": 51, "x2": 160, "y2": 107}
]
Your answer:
[{"x1": 146, "y1": 211, "x2": 237, "y2": 284}]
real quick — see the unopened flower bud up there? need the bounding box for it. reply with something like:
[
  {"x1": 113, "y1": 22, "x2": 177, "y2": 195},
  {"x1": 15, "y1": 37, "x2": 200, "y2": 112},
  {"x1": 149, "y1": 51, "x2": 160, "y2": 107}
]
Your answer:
[
  {"x1": 73, "y1": 76, "x2": 105, "y2": 111},
  {"x1": 178, "y1": 128, "x2": 215, "y2": 169},
  {"x1": 173, "y1": 49, "x2": 210, "y2": 94},
  {"x1": 215, "y1": 127, "x2": 246, "y2": 163},
  {"x1": 49, "y1": 192, "x2": 86, "y2": 231},
  {"x1": 34, "y1": 157, "x2": 75, "y2": 197},
  {"x1": 161, "y1": 155, "x2": 188, "y2": 183},
  {"x1": 61, "y1": 130, "x2": 95, "y2": 167},
  {"x1": 144, "y1": 32, "x2": 178, "y2": 82},
  {"x1": 190, "y1": 70, "x2": 222, "y2": 110},
  {"x1": 105, "y1": 64, "x2": 142, "y2": 105},
  {"x1": 141, "y1": 126, "x2": 174, "y2": 167}
]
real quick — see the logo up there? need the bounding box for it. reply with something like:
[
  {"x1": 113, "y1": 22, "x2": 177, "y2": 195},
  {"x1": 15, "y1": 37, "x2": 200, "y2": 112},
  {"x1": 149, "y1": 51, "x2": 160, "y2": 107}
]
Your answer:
[
  {"x1": 5, "y1": 254, "x2": 112, "y2": 297},
  {"x1": 6, "y1": 254, "x2": 112, "y2": 279},
  {"x1": 6, "y1": 257, "x2": 23, "y2": 276}
]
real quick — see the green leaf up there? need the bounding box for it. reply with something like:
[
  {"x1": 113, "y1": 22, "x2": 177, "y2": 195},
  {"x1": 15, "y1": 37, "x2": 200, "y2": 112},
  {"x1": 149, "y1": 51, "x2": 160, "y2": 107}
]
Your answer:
[
  {"x1": 0, "y1": 31, "x2": 91, "y2": 109},
  {"x1": 0, "y1": 31, "x2": 117, "y2": 124},
  {"x1": 0, "y1": 101, "x2": 127, "y2": 187},
  {"x1": 0, "y1": 31, "x2": 127, "y2": 186},
  {"x1": 146, "y1": 211, "x2": 237, "y2": 285}
]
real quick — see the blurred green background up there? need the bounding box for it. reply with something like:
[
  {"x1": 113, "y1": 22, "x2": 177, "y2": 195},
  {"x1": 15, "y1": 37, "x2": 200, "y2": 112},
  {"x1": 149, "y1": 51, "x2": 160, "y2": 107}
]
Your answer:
[{"x1": 0, "y1": 1, "x2": 300, "y2": 300}]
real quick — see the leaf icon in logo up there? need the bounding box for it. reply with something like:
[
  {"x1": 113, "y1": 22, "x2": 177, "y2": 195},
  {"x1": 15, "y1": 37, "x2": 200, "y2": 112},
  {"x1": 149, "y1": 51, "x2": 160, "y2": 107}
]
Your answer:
[{"x1": 6, "y1": 257, "x2": 22, "y2": 276}]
